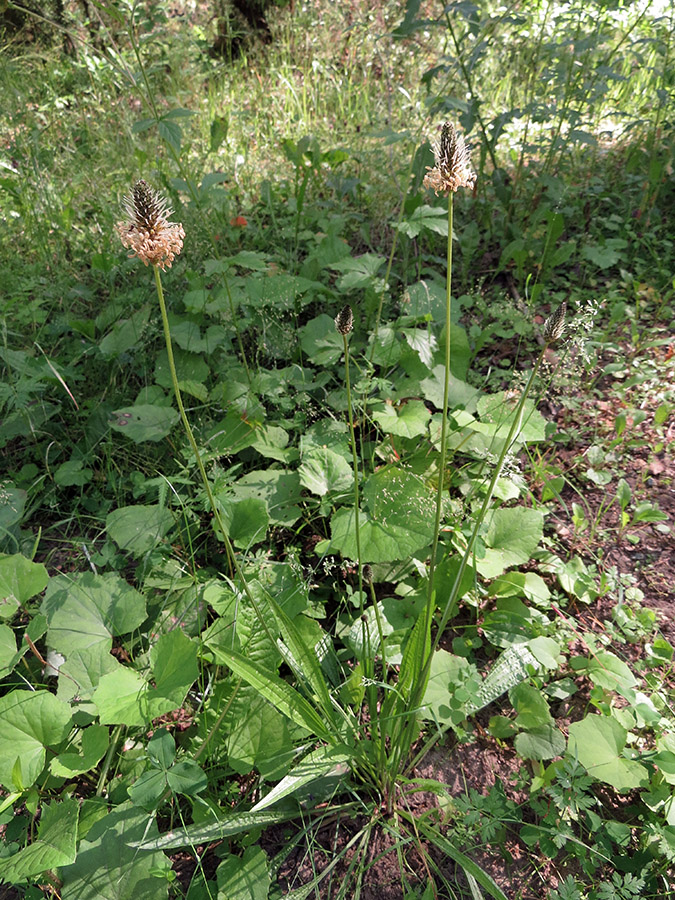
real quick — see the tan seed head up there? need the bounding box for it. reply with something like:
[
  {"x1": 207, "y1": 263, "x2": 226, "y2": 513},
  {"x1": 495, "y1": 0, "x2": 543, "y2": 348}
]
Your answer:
[
  {"x1": 543, "y1": 302, "x2": 567, "y2": 344},
  {"x1": 116, "y1": 179, "x2": 185, "y2": 270},
  {"x1": 423, "y1": 122, "x2": 476, "y2": 195}
]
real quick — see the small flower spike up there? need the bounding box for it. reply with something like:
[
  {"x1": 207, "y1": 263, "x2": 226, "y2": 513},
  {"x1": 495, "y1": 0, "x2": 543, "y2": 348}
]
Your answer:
[
  {"x1": 543, "y1": 302, "x2": 567, "y2": 344},
  {"x1": 335, "y1": 304, "x2": 354, "y2": 335},
  {"x1": 116, "y1": 179, "x2": 185, "y2": 270},
  {"x1": 423, "y1": 122, "x2": 476, "y2": 195}
]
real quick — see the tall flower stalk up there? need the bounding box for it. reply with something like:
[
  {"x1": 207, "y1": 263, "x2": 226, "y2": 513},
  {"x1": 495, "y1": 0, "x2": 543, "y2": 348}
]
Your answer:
[
  {"x1": 116, "y1": 181, "x2": 272, "y2": 638},
  {"x1": 335, "y1": 305, "x2": 360, "y2": 609},
  {"x1": 422, "y1": 124, "x2": 476, "y2": 645},
  {"x1": 386, "y1": 124, "x2": 476, "y2": 786}
]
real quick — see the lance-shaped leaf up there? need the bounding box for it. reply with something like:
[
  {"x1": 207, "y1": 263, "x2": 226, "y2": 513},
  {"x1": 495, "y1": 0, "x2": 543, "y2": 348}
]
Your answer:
[
  {"x1": 208, "y1": 646, "x2": 331, "y2": 740},
  {"x1": 253, "y1": 744, "x2": 352, "y2": 811}
]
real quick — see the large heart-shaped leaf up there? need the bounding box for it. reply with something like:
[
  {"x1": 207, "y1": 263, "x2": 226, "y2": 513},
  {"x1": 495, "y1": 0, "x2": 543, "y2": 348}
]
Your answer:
[
  {"x1": 216, "y1": 497, "x2": 270, "y2": 548},
  {"x1": 106, "y1": 504, "x2": 175, "y2": 555},
  {"x1": 93, "y1": 629, "x2": 197, "y2": 725},
  {"x1": 231, "y1": 469, "x2": 303, "y2": 526},
  {"x1": 42, "y1": 573, "x2": 146, "y2": 701},
  {"x1": 42, "y1": 572, "x2": 147, "y2": 655},
  {"x1": 0, "y1": 799, "x2": 79, "y2": 883},
  {"x1": 371, "y1": 400, "x2": 431, "y2": 438},
  {"x1": 51, "y1": 726, "x2": 109, "y2": 778},
  {"x1": 0, "y1": 690, "x2": 72, "y2": 790},
  {"x1": 299, "y1": 314, "x2": 344, "y2": 365},
  {"x1": 0, "y1": 553, "x2": 48, "y2": 620},
  {"x1": 216, "y1": 847, "x2": 270, "y2": 900},
  {"x1": 477, "y1": 507, "x2": 545, "y2": 578},
  {"x1": 567, "y1": 715, "x2": 649, "y2": 791},
  {"x1": 299, "y1": 448, "x2": 353, "y2": 496},
  {"x1": 515, "y1": 726, "x2": 565, "y2": 761},
  {"x1": 0, "y1": 624, "x2": 19, "y2": 676},
  {"x1": 59, "y1": 802, "x2": 170, "y2": 900}
]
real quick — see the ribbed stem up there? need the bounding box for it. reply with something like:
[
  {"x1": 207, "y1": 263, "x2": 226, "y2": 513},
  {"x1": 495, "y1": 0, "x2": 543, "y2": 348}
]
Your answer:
[
  {"x1": 343, "y1": 332, "x2": 363, "y2": 610},
  {"x1": 425, "y1": 195, "x2": 454, "y2": 614},
  {"x1": 153, "y1": 266, "x2": 274, "y2": 644}
]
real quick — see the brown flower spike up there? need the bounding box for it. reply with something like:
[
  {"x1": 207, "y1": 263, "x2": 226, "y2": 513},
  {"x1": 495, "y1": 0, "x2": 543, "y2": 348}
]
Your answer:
[
  {"x1": 116, "y1": 180, "x2": 185, "y2": 270},
  {"x1": 335, "y1": 304, "x2": 354, "y2": 335},
  {"x1": 543, "y1": 302, "x2": 566, "y2": 344},
  {"x1": 423, "y1": 122, "x2": 476, "y2": 195}
]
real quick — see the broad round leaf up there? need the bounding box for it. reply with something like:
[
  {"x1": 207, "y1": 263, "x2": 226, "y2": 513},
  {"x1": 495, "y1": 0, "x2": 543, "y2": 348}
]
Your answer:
[
  {"x1": 299, "y1": 448, "x2": 353, "y2": 496},
  {"x1": 109, "y1": 404, "x2": 179, "y2": 443},
  {"x1": 567, "y1": 715, "x2": 649, "y2": 791},
  {"x1": 0, "y1": 553, "x2": 48, "y2": 620},
  {"x1": 106, "y1": 505, "x2": 175, "y2": 555},
  {"x1": 329, "y1": 467, "x2": 436, "y2": 563},
  {"x1": 0, "y1": 691, "x2": 72, "y2": 790}
]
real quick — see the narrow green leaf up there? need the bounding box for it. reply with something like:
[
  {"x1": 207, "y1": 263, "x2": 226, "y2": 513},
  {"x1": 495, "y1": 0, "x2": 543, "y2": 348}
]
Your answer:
[
  {"x1": 208, "y1": 646, "x2": 331, "y2": 739},
  {"x1": 413, "y1": 816, "x2": 510, "y2": 900},
  {"x1": 397, "y1": 610, "x2": 430, "y2": 705},
  {"x1": 263, "y1": 591, "x2": 338, "y2": 726},
  {"x1": 253, "y1": 744, "x2": 352, "y2": 811},
  {"x1": 131, "y1": 809, "x2": 300, "y2": 851}
]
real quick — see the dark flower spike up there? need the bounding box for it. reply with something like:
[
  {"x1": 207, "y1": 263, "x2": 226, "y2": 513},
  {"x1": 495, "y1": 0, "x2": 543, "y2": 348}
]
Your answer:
[
  {"x1": 543, "y1": 302, "x2": 567, "y2": 344},
  {"x1": 116, "y1": 179, "x2": 185, "y2": 270},
  {"x1": 423, "y1": 122, "x2": 476, "y2": 195},
  {"x1": 335, "y1": 305, "x2": 354, "y2": 335}
]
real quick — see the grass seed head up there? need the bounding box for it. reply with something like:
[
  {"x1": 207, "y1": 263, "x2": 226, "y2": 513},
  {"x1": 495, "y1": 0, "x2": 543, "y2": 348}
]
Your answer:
[
  {"x1": 116, "y1": 179, "x2": 185, "y2": 270},
  {"x1": 543, "y1": 302, "x2": 567, "y2": 344},
  {"x1": 423, "y1": 122, "x2": 476, "y2": 195},
  {"x1": 335, "y1": 304, "x2": 354, "y2": 335}
]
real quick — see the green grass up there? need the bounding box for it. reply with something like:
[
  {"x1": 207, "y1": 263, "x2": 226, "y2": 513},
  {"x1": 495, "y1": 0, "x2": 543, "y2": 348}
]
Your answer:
[{"x1": 0, "y1": 1, "x2": 674, "y2": 898}]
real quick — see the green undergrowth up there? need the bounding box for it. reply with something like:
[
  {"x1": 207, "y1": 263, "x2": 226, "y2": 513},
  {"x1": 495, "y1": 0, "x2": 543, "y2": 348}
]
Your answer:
[{"x1": 1, "y1": 1, "x2": 674, "y2": 898}]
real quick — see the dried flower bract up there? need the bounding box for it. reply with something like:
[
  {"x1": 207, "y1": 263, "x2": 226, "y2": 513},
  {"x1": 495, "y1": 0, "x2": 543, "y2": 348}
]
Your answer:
[
  {"x1": 543, "y1": 302, "x2": 566, "y2": 344},
  {"x1": 116, "y1": 180, "x2": 185, "y2": 270},
  {"x1": 423, "y1": 122, "x2": 476, "y2": 195},
  {"x1": 335, "y1": 304, "x2": 354, "y2": 335}
]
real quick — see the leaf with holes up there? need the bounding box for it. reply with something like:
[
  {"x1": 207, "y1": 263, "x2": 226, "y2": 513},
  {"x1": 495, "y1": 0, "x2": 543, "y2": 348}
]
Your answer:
[
  {"x1": 328, "y1": 467, "x2": 436, "y2": 563},
  {"x1": 109, "y1": 404, "x2": 179, "y2": 443}
]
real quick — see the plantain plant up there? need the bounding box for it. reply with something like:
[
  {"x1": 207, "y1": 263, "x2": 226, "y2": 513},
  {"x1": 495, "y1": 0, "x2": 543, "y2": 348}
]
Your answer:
[{"x1": 113, "y1": 118, "x2": 567, "y2": 899}]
